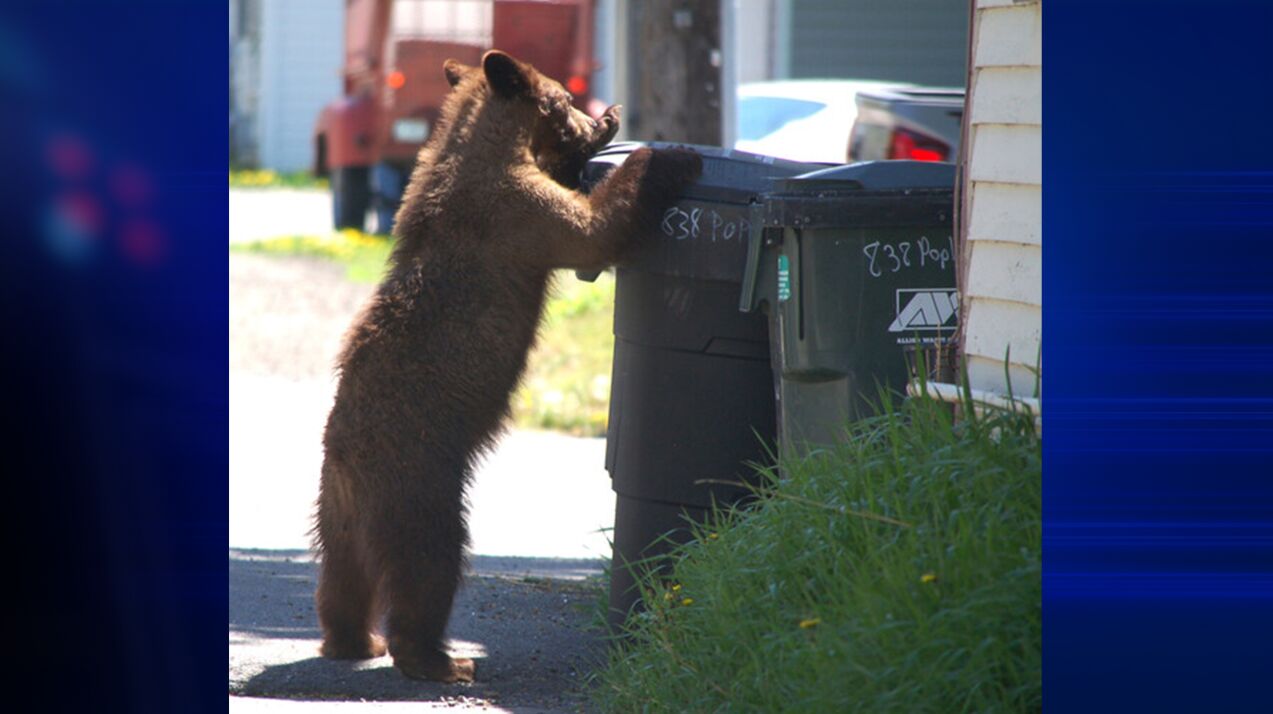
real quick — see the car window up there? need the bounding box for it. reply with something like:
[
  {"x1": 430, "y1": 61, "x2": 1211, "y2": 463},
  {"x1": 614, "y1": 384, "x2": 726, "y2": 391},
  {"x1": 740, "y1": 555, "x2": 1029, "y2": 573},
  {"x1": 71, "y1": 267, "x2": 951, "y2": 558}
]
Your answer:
[{"x1": 737, "y1": 97, "x2": 827, "y2": 141}]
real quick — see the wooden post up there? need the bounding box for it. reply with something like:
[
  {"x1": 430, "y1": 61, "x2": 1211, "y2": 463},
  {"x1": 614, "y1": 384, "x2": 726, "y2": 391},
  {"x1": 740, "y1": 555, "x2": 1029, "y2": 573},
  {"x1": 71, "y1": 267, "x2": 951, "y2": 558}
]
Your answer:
[{"x1": 628, "y1": 0, "x2": 722, "y2": 145}]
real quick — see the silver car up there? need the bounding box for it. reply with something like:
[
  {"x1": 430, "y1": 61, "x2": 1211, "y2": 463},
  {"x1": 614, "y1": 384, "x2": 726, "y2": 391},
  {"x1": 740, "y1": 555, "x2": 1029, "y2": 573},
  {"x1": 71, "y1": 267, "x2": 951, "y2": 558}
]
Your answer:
[{"x1": 735, "y1": 80, "x2": 909, "y2": 164}]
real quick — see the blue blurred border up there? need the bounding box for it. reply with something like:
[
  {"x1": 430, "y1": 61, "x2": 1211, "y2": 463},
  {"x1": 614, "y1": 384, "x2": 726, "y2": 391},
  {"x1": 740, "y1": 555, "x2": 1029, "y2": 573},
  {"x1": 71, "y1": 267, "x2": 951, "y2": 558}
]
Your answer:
[
  {"x1": 1, "y1": 0, "x2": 1271, "y2": 710},
  {"x1": 0, "y1": 2, "x2": 226, "y2": 710},
  {"x1": 1047, "y1": 1, "x2": 1273, "y2": 710}
]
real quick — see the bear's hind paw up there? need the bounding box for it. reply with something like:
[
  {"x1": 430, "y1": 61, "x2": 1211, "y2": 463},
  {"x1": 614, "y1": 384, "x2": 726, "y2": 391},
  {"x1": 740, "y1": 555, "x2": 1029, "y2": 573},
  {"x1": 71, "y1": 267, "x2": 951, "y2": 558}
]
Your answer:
[
  {"x1": 320, "y1": 633, "x2": 387, "y2": 660},
  {"x1": 394, "y1": 652, "x2": 476, "y2": 683}
]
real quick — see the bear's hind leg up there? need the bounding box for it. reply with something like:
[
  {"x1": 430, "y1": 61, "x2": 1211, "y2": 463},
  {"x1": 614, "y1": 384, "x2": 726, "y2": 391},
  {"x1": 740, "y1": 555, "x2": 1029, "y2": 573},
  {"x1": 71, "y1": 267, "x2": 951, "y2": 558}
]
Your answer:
[
  {"x1": 378, "y1": 512, "x2": 475, "y2": 683},
  {"x1": 315, "y1": 540, "x2": 386, "y2": 659},
  {"x1": 314, "y1": 487, "x2": 386, "y2": 662}
]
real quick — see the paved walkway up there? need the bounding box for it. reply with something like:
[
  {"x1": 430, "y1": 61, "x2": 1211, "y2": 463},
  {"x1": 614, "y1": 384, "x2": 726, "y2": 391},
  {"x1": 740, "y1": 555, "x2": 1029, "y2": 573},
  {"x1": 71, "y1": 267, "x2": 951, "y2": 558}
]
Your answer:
[{"x1": 228, "y1": 370, "x2": 615, "y2": 559}]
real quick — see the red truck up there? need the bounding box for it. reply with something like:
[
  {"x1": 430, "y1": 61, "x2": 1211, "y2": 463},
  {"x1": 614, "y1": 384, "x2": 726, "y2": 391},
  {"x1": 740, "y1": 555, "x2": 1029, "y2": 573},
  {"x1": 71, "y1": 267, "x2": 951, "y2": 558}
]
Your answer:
[{"x1": 313, "y1": 0, "x2": 598, "y2": 232}]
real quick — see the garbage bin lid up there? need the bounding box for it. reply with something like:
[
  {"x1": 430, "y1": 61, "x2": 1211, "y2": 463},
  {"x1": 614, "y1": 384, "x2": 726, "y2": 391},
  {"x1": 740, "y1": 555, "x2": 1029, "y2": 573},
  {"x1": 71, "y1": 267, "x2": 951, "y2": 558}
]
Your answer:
[
  {"x1": 772, "y1": 160, "x2": 956, "y2": 195},
  {"x1": 759, "y1": 160, "x2": 956, "y2": 230},
  {"x1": 586, "y1": 142, "x2": 831, "y2": 203},
  {"x1": 577, "y1": 142, "x2": 834, "y2": 283}
]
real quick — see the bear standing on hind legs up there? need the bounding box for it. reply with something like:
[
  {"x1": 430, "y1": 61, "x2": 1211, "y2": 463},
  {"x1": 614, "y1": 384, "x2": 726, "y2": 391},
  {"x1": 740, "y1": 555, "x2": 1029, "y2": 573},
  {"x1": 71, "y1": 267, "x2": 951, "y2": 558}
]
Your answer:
[{"x1": 312, "y1": 50, "x2": 702, "y2": 683}]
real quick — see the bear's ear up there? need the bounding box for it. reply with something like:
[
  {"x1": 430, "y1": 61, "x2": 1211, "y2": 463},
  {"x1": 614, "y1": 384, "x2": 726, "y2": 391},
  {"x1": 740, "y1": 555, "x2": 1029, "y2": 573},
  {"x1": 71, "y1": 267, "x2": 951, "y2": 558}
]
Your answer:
[
  {"x1": 443, "y1": 59, "x2": 472, "y2": 88},
  {"x1": 482, "y1": 50, "x2": 532, "y2": 99}
]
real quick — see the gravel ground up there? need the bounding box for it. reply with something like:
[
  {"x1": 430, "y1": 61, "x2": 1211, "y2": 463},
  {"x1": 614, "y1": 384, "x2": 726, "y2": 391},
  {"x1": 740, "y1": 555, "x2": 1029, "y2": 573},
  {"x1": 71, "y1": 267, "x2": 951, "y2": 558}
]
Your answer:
[
  {"x1": 230, "y1": 252, "x2": 374, "y2": 382},
  {"x1": 230, "y1": 248, "x2": 615, "y2": 712}
]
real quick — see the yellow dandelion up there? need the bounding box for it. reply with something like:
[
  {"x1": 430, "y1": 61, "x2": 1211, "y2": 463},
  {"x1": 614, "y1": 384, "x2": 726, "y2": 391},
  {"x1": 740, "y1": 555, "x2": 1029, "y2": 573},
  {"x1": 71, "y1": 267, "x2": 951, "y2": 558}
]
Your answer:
[
  {"x1": 681, "y1": 597, "x2": 694, "y2": 606},
  {"x1": 920, "y1": 573, "x2": 938, "y2": 584},
  {"x1": 798, "y1": 618, "x2": 821, "y2": 629},
  {"x1": 671, "y1": 583, "x2": 682, "y2": 593},
  {"x1": 663, "y1": 591, "x2": 673, "y2": 602},
  {"x1": 707, "y1": 533, "x2": 719, "y2": 540}
]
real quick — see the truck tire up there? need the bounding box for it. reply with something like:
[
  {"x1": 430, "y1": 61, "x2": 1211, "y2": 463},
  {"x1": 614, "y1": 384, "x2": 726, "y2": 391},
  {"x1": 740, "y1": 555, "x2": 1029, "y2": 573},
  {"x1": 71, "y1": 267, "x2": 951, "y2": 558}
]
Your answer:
[
  {"x1": 370, "y1": 162, "x2": 404, "y2": 235},
  {"x1": 331, "y1": 166, "x2": 370, "y2": 231}
]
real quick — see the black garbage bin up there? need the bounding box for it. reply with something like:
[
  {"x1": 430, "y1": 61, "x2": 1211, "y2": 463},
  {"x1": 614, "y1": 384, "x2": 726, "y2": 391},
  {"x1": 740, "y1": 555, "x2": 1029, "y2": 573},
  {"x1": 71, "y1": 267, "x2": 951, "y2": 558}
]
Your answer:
[
  {"x1": 579, "y1": 143, "x2": 827, "y2": 631},
  {"x1": 740, "y1": 160, "x2": 959, "y2": 457}
]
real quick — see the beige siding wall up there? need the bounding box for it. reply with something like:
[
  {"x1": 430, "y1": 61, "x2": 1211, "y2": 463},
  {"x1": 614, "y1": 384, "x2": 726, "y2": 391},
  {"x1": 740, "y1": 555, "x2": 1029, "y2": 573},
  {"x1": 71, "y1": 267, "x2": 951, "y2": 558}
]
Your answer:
[{"x1": 961, "y1": 0, "x2": 1042, "y2": 397}]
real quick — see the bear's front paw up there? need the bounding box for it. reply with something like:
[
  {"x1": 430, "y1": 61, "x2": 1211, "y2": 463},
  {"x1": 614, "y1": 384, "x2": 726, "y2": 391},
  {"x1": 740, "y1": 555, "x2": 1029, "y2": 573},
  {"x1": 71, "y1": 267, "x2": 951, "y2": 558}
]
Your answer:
[
  {"x1": 589, "y1": 104, "x2": 622, "y2": 150},
  {"x1": 633, "y1": 147, "x2": 702, "y2": 200},
  {"x1": 649, "y1": 146, "x2": 704, "y2": 186}
]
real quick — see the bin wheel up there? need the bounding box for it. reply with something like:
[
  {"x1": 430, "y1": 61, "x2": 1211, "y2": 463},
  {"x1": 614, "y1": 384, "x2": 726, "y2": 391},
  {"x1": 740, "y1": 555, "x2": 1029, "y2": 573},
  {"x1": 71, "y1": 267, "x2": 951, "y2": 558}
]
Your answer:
[{"x1": 331, "y1": 166, "x2": 370, "y2": 231}]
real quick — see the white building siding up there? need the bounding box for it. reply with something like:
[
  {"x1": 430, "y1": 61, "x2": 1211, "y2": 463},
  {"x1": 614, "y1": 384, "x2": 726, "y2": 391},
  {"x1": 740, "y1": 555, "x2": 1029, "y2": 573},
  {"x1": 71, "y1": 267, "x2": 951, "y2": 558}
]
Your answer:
[
  {"x1": 965, "y1": 355, "x2": 1040, "y2": 401},
  {"x1": 969, "y1": 124, "x2": 1041, "y2": 185},
  {"x1": 960, "y1": 0, "x2": 1041, "y2": 397},
  {"x1": 971, "y1": 0, "x2": 1041, "y2": 68},
  {"x1": 966, "y1": 240, "x2": 1041, "y2": 306},
  {"x1": 967, "y1": 182, "x2": 1041, "y2": 246},
  {"x1": 257, "y1": 0, "x2": 344, "y2": 172},
  {"x1": 969, "y1": 67, "x2": 1041, "y2": 126}
]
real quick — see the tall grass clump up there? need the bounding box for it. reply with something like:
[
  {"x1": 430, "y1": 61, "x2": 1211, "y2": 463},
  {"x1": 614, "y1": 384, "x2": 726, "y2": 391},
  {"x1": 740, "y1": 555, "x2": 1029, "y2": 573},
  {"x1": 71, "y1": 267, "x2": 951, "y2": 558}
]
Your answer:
[{"x1": 594, "y1": 391, "x2": 1041, "y2": 713}]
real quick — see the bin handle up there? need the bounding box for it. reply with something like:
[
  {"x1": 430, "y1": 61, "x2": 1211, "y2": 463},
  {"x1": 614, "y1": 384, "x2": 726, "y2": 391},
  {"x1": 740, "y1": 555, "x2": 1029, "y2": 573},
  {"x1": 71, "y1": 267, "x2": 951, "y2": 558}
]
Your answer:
[{"x1": 739, "y1": 200, "x2": 765, "y2": 313}]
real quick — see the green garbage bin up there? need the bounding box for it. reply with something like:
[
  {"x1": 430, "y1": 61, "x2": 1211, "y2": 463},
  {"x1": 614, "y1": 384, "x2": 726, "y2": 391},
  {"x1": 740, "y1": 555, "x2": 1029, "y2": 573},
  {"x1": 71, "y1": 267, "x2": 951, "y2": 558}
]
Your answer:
[{"x1": 741, "y1": 161, "x2": 959, "y2": 456}]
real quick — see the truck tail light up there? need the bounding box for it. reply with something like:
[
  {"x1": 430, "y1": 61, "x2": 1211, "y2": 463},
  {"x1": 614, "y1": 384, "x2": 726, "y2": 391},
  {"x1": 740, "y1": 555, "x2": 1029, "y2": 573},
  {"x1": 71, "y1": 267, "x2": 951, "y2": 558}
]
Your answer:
[
  {"x1": 387, "y1": 70, "x2": 406, "y2": 90},
  {"x1": 888, "y1": 127, "x2": 949, "y2": 162},
  {"x1": 566, "y1": 75, "x2": 588, "y2": 96}
]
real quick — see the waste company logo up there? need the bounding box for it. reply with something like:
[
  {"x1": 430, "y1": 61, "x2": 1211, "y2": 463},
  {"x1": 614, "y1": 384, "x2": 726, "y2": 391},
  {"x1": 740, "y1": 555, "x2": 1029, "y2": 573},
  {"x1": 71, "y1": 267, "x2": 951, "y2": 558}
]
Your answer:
[{"x1": 888, "y1": 289, "x2": 959, "y2": 333}]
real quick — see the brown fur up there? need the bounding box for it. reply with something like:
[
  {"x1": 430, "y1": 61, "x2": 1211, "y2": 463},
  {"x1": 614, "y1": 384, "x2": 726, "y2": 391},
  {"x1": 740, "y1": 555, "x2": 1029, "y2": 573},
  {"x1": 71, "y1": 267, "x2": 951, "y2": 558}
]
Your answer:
[{"x1": 313, "y1": 50, "x2": 701, "y2": 683}]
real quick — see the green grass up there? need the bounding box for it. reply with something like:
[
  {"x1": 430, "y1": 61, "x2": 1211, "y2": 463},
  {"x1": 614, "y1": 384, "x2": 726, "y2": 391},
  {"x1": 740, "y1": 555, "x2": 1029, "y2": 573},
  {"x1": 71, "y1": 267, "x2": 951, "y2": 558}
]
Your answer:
[
  {"x1": 231, "y1": 230, "x2": 395, "y2": 283},
  {"x1": 512, "y1": 272, "x2": 616, "y2": 437},
  {"x1": 229, "y1": 168, "x2": 329, "y2": 189},
  {"x1": 233, "y1": 231, "x2": 617, "y2": 436},
  {"x1": 593, "y1": 390, "x2": 1042, "y2": 713}
]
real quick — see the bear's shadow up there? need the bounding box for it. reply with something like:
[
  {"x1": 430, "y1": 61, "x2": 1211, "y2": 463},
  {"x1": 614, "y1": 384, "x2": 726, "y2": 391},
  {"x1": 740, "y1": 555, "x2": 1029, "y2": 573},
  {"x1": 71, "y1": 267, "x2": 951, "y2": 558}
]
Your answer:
[{"x1": 230, "y1": 549, "x2": 608, "y2": 706}]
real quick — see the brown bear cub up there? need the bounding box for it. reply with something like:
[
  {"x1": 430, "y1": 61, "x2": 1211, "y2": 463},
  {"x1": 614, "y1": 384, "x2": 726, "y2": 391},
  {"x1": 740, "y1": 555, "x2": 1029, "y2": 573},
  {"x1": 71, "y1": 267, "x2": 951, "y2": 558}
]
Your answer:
[{"x1": 313, "y1": 49, "x2": 701, "y2": 683}]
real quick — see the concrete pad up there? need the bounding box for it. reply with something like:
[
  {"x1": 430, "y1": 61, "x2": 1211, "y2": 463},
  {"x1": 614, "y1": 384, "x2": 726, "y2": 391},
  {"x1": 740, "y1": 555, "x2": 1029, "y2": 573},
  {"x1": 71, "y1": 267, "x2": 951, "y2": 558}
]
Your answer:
[
  {"x1": 230, "y1": 188, "x2": 334, "y2": 244},
  {"x1": 229, "y1": 372, "x2": 617, "y2": 559}
]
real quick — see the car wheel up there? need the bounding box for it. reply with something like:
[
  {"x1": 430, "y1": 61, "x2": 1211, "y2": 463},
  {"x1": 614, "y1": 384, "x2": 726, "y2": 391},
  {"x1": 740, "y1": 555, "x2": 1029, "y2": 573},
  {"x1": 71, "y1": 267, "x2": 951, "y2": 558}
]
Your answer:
[{"x1": 331, "y1": 166, "x2": 370, "y2": 231}]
